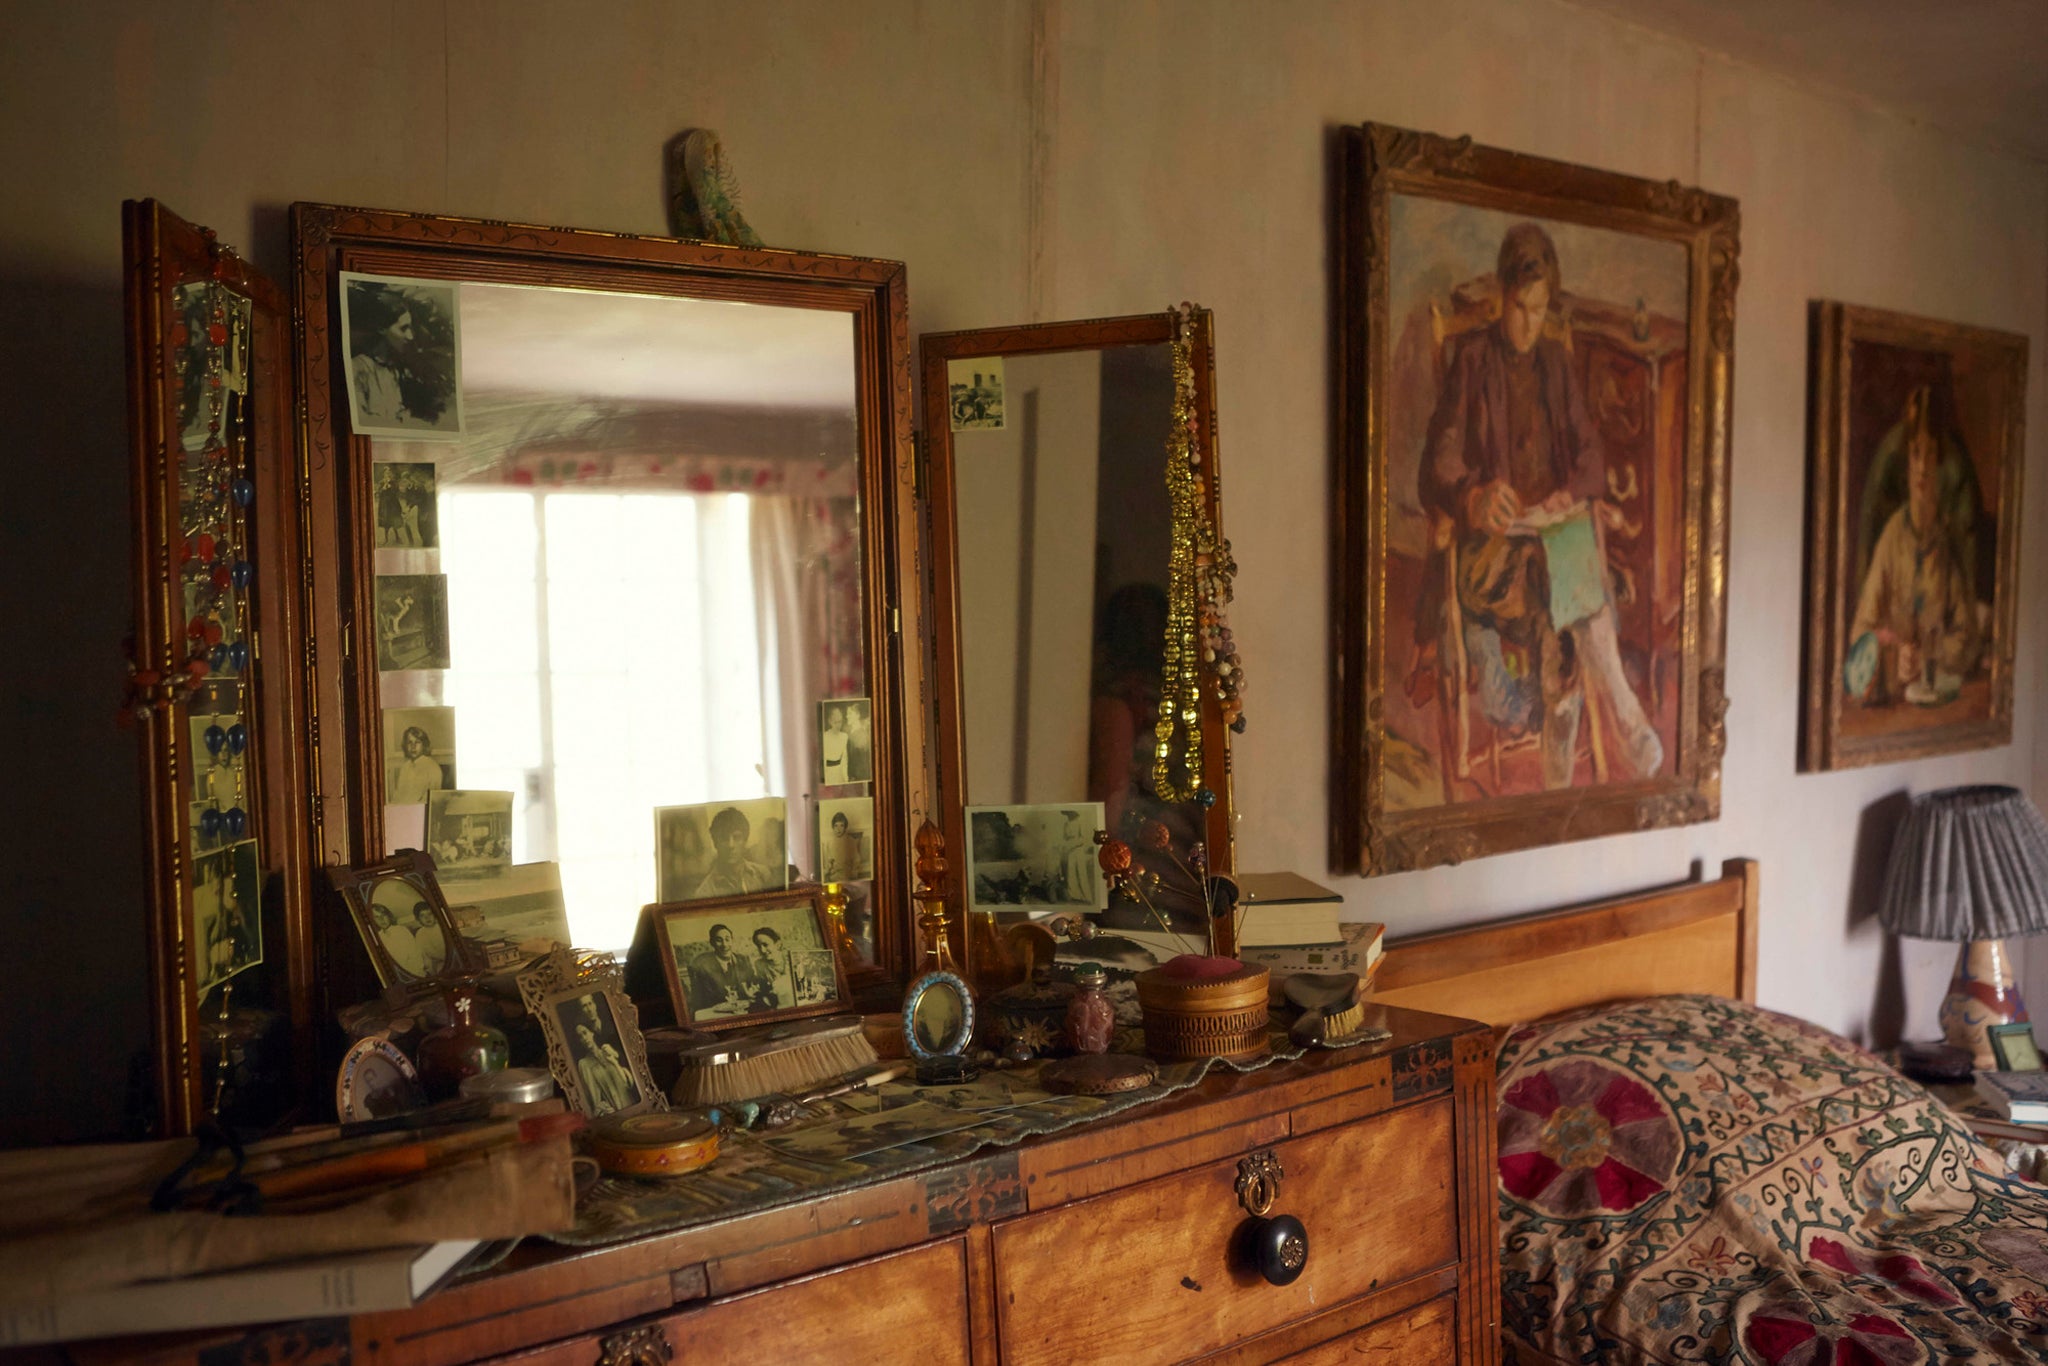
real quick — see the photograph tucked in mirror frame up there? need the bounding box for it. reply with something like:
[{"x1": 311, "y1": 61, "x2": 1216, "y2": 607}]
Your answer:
[
  {"x1": 1331, "y1": 123, "x2": 1737, "y2": 876},
  {"x1": 922, "y1": 308, "x2": 1241, "y2": 980},
  {"x1": 519, "y1": 946, "x2": 663, "y2": 1119},
  {"x1": 286, "y1": 204, "x2": 926, "y2": 1068}
]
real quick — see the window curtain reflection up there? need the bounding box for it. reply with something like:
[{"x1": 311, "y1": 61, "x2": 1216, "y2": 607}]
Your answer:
[{"x1": 753, "y1": 494, "x2": 865, "y2": 881}]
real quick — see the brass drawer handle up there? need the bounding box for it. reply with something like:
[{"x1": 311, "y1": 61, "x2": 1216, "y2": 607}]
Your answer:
[
  {"x1": 598, "y1": 1324, "x2": 672, "y2": 1366},
  {"x1": 1235, "y1": 1150, "x2": 1309, "y2": 1286}
]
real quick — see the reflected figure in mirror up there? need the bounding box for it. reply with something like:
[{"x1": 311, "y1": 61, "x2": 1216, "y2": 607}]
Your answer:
[{"x1": 1088, "y1": 584, "x2": 1167, "y2": 832}]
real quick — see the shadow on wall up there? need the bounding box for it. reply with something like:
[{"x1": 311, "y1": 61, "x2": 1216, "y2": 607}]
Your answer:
[
  {"x1": 0, "y1": 272, "x2": 151, "y2": 1147},
  {"x1": 1847, "y1": 789, "x2": 1913, "y2": 1049}
]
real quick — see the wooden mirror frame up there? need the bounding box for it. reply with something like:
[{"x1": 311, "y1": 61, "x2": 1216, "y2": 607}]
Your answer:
[
  {"x1": 289, "y1": 205, "x2": 929, "y2": 1025},
  {"x1": 920, "y1": 311, "x2": 1236, "y2": 972}
]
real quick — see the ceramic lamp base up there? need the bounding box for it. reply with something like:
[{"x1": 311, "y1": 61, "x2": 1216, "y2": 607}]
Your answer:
[{"x1": 1938, "y1": 937, "x2": 2026, "y2": 1069}]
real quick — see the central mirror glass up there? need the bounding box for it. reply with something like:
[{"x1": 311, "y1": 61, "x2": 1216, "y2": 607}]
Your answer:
[{"x1": 368, "y1": 281, "x2": 869, "y2": 955}]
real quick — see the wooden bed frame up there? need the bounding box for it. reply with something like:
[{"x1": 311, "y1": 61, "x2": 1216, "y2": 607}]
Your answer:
[{"x1": 1369, "y1": 857, "x2": 1759, "y2": 1026}]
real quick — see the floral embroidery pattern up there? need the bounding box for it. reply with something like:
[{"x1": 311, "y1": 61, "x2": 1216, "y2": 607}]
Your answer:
[
  {"x1": 1498, "y1": 994, "x2": 2048, "y2": 1364},
  {"x1": 1498, "y1": 1061, "x2": 1679, "y2": 1215}
]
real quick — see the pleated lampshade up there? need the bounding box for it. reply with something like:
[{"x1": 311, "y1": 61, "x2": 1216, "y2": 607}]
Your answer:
[{"x1": 1877, "y1": 785, "x2": 2048, "y2": 942}]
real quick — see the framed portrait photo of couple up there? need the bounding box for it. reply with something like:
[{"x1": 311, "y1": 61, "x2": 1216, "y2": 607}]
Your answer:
[
  {"x1": 1801, "y1": 303, "x2": 2026, "y2": 771},
  {"x1": 650, "y1": 888, "x2": 848, "y2": 1034},
  {"x1": 1332, "y1": 123, "x2": 1738, "y2": 875}
]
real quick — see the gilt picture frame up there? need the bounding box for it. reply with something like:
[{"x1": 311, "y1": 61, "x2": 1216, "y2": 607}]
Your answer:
[
  {"x1": 1800, "y1": 302, "x2": 2025, "y2": 771},
  {"x1": 1332, "y1": 123, "x2": 1738, "y2": 875},
  {"x1": 518, "y1": 946, "x2": 662, "y2": 1119}
]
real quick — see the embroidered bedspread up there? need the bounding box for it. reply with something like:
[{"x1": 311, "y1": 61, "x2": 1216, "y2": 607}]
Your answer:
[{"x1": 1497, "y1": 994, "x2": 2048, "y2": 1364}]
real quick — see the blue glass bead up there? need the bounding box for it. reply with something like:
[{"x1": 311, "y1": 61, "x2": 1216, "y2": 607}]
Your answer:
[
  {"x1": 224, "y1": 807, "x2": 247, "y2": 838},
  {"x1": 227, "y1": 723, "x2": 248, "y2": 755},
  {"x1": 209, "y1": 644, "x2": 230, "y2": 671},
  {"x1": 231, "y1": 477, "x2": 255, "y2": 507},
  {"x1": 228, "y1": 641, "x2": 249, "y2": 670},
  {"x1": 200, "y1": 808, "x2": 222, "y2": 839},
  {"x1": 1195, "y1": 787, "x2": 1217, "y2": 809},
  {"x1": 203, "y1": 724, "x2": 227, "y2": 756},
  {"x1": 231, "y1": 560, "x2": 253, "y2": 589}
]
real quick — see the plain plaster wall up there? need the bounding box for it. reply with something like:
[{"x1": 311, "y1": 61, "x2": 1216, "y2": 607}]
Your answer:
[{"x1": 2, "y1": 0, "x2": 2043, "y2": 1145}]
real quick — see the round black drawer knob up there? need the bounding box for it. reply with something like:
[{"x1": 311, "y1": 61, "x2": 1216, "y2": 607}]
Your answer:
[{"x1": 1252, "y1": 1212, "x2": 1309, "y2": 1286}]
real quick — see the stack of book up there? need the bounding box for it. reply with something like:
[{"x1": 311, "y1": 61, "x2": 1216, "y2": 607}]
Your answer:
[
  {"x1": 1233, "y1": 872, "x2": 1384, "y2": 982},
  {"x1": 1974, "y1": 1069, "x2": 2048, "y2": 1125}
]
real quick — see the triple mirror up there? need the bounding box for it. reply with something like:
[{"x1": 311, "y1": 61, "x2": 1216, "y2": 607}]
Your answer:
[
  {"x1": 125, "y1": 201, "x2": 925, "y2": 1132},
  {"x1": 923, "y1": 311, "x2": 1239, "y2": 967}
]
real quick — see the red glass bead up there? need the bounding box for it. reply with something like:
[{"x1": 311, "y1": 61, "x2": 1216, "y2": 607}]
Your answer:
[
  {"x1": 211, "y1": 565, "x2": 232, "y2": 591},
  {"x1": 170, "y1": 323, "x2": 189, "y2": 347},
  {"x1": 133, "y1": 669, "x2": 161, "y2": 689},
  {"x1": 208, "y1": 322, "x2": 228, "y2": 345},
  {"x1": 196, "y1": 533, "x2": 216, "y2": 562},
  {"x1": 187, "y1": 615, "x2": 208, "y2": 640},
  {"x1": 202, "y1": 621, "x2": 224, "y2": 646},
  {"x1": 185, "y1": 659, "x2": 211, "y2": 679}
]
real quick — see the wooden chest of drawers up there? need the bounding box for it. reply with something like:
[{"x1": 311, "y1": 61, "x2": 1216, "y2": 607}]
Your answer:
[{"x1": 66, "y1": 1006, "x2": 1499, "y2": 1366}]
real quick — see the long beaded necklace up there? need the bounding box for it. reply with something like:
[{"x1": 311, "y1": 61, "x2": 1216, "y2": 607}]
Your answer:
[{"x1": 1152, "y1": 305, "x2": 1246, "y2": 804}]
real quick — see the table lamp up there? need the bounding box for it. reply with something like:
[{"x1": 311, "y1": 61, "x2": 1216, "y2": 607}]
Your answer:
[{"x1": 1877, "y1": 784, "x2": 2048, "y2": 1069}]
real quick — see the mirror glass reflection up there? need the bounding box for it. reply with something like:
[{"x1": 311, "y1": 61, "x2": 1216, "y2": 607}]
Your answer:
[
  {"x1": 369, "y1": 281, "x2": 874, "y2": 955},
  {"x1": 952, "y1": 342, "x2": 1208, "y2": 926}
]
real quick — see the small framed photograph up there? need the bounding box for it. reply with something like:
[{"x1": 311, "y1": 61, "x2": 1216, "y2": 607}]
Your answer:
[
  {"x1": 654, "y1": 796, "x2": 789, "y2": 902},
  {"x1": 327, "y1": 849, "x2": 483, "y2": 990},
  {"x1": 1989, "y1": 1022, "x2": 2043, "y2": 1072},
  {"x1": 194, "y1": 838, "x2": 263, "y2": 999},
  {"x1": 442, "y1": 861, "x2": 572, "y2": 971},
  {"x1": 340, "y1": 272, "x2": 464, "y2": 440},
  {"x1": 816, "y1": 697, "x2": 874, "y2": 785},
  {"x1": 426, "y1": 789, "x2": 512, "y2": 880},
  {"x1": 374, "y1": 462, "x2": 440, "y2": 548},
  {"x1": 375, "y1": 573, "x2": 451, "y2": 671},
  {"x1": 816, "y1": 796, "x2": 875, "y2": 883},
  {"x1": 383, "y1": 705, "x2": 456, "y2": 805},
  {"x1": 519, "y1": 947, "x2": 661, "y2": 1119},
  {"x1": 964, "y1": 802, "x2": 1107, "y2": 915},
  {"x1": 651, "y1": 888, "x2": 849, "y2": 1033},
  {"x1": 946, "y1": 356, "x2": 1004, "y2": 431}
]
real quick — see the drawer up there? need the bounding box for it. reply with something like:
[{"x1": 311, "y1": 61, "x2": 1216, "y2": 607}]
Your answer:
[
  {"x1": 501, "y1": 1237, "x2": 970, "y2": 1366},
  {"x1": 993, "y1": 1096, "x2": 1459, "y2": 1364},
  {"x1": 1274, "y1": 1294, "x2": 1457, "y2": 1363}
]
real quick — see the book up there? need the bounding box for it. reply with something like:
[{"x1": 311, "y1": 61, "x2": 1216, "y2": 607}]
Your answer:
[
  {"x1": 1239, "y1": 921, "x2": 1385, "y2": 977},
  {"x1": 0, "y1": 1239, "x2": 483, "y2": 1347},
  {"x1": 1974, "y1": 1070, "x2": 2048, "y2": 1123},
  {"x1": 1235, "y1": 872, "x2": 1344, "y2": 949}
]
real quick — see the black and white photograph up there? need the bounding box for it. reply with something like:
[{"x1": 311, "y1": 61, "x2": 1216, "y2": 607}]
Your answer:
[
  {"x1": 815, "y1": 795, "x2": 874, "y2": 883},
  {"x1": 946, "y1": 356, "x2": 1005, "y2": 431},
  {"x1": 426, "y1": 789, "x2": 513, "y2": 880},
  {"x1": 443, "y1": 861, "x2": 571, "y2": 970},
  {"x1": 655, "y1": 796, "x2": 789, "y2": 902},
  {"x1": 340, "y1": 272, "x2": 464, "y2": 440},
  {"x1": 375, "y1": 573, "x2": 451, "y2": 671},
  {"x1": 551, "y1": 990, "x2": 642, "y2": 1116},
  {"x1": 383, "y1": 705, "x2": 456, "y2": 805},
  {"x1": 174, "y1": 282, "x2": 250, "y2": 454},
  {"x1": 816, "y1": 696, "x2": 874, "y2": 785},
  {"x1": 193, "y1": 838, "x2": 262, "y2": 997},
  {"x1": 366, "y1": 875, "x2": 454, "y2": 984},
  {"x1": 653, "y1": 890, "x2": 846, "y2": 1031},
  {"x1": 964, "y1": 801, "x2": 1107, "y2": 915},
  {"x1": 373, "y1": 462, "x2": 440, "y2": 548}
]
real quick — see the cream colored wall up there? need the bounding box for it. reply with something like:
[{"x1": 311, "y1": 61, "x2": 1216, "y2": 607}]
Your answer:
[{"x1": 3, "y1": 0, "x2": 2043, "y2": 1142}]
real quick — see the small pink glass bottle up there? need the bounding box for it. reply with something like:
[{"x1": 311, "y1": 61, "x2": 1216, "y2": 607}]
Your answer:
[{"x1": 1065, "y1": 963, "x2": 1115, "y2": 1055}]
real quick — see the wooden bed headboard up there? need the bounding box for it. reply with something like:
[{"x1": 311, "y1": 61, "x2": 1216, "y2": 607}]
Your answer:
[{"x1": 1368, "y1": 858, "x2": 1759, "y2": 1027}]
